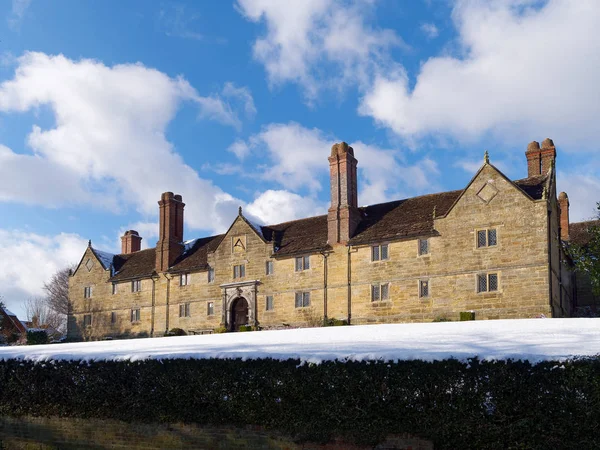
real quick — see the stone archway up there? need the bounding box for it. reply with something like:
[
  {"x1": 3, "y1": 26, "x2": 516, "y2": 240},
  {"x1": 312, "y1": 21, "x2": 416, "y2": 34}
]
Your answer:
[{"x1": 230, "y1": 297, "x2": 249, "y2": 331}]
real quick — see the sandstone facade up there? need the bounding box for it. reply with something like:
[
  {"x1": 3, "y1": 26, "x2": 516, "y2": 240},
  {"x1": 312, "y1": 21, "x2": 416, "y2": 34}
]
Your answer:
[{"x1": 68, "y1": 139, "x2": 583, "y2": 340}]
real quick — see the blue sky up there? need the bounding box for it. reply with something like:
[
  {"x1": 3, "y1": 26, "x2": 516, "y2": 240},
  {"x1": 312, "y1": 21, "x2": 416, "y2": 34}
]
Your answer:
[{"x1": 0, "y1": 0, "x2": 599, "y2": 316}]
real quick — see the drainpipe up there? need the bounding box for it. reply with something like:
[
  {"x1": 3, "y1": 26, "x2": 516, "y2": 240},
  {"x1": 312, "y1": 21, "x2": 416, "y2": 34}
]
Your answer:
[
  {"x1": 320, "y1": 251, "x2": 329, "y2": 324},
  {"x1": 150, "y1": 273, "x2": 158, "y2": 337},
  {"x1": 165, "y1": 273, "x2": 171, "y2": 335},
  {"x1": 547, "y1": 209, "x2": 554, "y2": 316},
  {"x1": 347, "y1": 246, "x2": 352, "y2": 324},
  {"x1": 254, "y1": 282, "x2": 258, "y2": 327}
]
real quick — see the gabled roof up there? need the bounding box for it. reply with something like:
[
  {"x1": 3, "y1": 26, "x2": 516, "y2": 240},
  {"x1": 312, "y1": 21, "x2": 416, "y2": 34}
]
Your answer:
[
  {"x1": 91, "y1": 173, "x2": 549, "y2": 280},
  {"x1": 569, "y1": 220, "x2": 599, "y2": 247}
]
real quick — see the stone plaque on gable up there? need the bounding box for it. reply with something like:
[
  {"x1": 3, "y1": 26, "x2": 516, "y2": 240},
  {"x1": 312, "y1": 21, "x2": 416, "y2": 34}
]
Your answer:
[
  {"x1": 476, "y1": 182, "x2": 498, "y2": 204},
  {"x1": 232, "y1": 235, "x2": 246, "y2": 253}
]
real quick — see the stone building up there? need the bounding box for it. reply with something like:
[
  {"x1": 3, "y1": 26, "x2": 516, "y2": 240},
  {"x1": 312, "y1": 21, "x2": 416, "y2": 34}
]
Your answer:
[{"x1": 67, "y1": 139, "x2": 593, "y2": 340}]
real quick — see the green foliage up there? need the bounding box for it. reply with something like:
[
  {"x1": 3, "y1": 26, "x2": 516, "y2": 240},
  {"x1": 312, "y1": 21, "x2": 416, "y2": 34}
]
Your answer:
[
  {"x1": 214, "y1": 326, "x2": 228, "y2": 334},
  {"x1": 166, "y1": 328, "x2": 187, "y2": 337},
  {"x1": 0, "y1": 357, "x2": 598, "y2": 449},
  {"x1": 324, "y1": 318, "x2": 348, "y2": 327},
  {"x1": 567, "y1": 203, "x2": 600, "y2": 295},
  {"x1": 459, "y1": 311, "x2": 475, "y2": 321},
  {"x1": 238, "y1": 325, "x2": 252, "y2": 332},
  {"x1": 26, "y1": 330, "x2": 49, "y2": 345}
]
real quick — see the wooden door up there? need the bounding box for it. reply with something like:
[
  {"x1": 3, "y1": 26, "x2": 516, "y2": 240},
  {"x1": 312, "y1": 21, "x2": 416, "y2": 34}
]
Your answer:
[{"x1": 231, "y1": 297, "x2": 249, "y2": 331}]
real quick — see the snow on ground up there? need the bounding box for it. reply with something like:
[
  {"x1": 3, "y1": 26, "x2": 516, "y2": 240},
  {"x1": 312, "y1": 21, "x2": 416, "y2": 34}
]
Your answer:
[{"x1": 0, "y1": 318, "x2": 599, "y2": 364}]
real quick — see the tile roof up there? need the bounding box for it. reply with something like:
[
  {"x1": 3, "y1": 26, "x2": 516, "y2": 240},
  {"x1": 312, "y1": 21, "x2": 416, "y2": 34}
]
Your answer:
[
  {"x1": 569, "y1": 220, "x2": 599, "y2": 247},
  {"x1": 98, "y1": 174, "x2": 549, "y2": 279}
]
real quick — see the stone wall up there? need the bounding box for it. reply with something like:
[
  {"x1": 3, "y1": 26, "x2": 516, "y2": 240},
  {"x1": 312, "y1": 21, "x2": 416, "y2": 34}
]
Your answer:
[{"x1": 68, "y1": 165, "x2": 560, "y2": 339}]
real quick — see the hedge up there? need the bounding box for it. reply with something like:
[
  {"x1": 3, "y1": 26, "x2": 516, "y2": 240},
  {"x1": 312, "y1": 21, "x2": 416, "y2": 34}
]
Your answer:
[{"x1": 0, "y1": 357, "x2": 599, "y2": 449}]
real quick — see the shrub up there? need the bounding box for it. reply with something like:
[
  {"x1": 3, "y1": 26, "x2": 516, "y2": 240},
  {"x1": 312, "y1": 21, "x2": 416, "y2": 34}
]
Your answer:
[
  {"x1": 238, "y1": 325, "x2": 252, "y2": 332},
  {"x1": 459, "y1": 311, "x2": 475, "y2": 321},
  {"x1": 166, "y1": 328, "x2": 187, "y2": 336},
  {"x1": 0, "y1": 357, "x2": 598, "y2": 449},
  {"x1": 324, "y1": 318, "x2": 348, "y2": 327},
  {"x1": 26, "y1": 330, "x2": 48, "y2": 345},
  {"x1": 213, "y1": 326, "x2": 228, "y2": 334}
]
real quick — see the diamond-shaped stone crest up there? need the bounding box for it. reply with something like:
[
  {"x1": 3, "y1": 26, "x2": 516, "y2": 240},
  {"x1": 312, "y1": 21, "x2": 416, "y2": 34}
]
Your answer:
[
  {"x1": 476, "y1": 182, "x2": 498, "y2": 204},
  {"x1": 85, "y1": 258, "x2": 94, "y2": 272}
]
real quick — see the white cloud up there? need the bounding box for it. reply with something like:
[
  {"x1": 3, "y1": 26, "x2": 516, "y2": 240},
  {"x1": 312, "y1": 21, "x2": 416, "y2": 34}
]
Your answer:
[
  {"x1": 0, "y1": 52, "x2": 256, "y2": 233},
  {"x1": 7, "y1": 0, "x2": 31, "y2": 30},
  {"x1": 236, "y1": 0, "x2": 403, "y2": 99},
  {"x1": 222, "y1": 82, "x2": 257, "y2": 117},
  {"x1": 0, "y1": 229, "x2": 87, "y2": 318},
  {"x1": 558, "y1": 172, "x2": 600, "y2": 223},
  {"x1": 239, "y1": 122, "x2": 441, "y2": 206},
  {"x1": 245, "y1": 190, "x2": 327, "y2": 224},
  {"x1": 359, "y1": 0, "x2": 600, "y2": 149},
  {"x1": 420, "y1": 22, "x2": 439, "y2": 39},
  {"x1": 248, "y1": 122, "x2": 333, "y2": 193},
  {"x1": 228, "y1": 140, "x2": 251, "y2": 160}
]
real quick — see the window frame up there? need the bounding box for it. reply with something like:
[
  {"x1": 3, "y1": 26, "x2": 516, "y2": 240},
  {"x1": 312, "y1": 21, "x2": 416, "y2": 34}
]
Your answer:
[
  {"x1": 476, "y1": 228, "x2": 498, "y2": 249},
  {"x1": 233, "y1": 264, "x2": 245, "y2": 279},
  {"x1": 110, "y1": 311, "x2": 117, "y2": 324},
  {"x1": 294, "y1": 291, "x2": 311, "y2": 308},
  {"x1": 418, "y1": 239, "x2": 429, "y2": 256},
  {"x1": 419, "y1": 279, "x2": 430, "y2": 298},
  {"x1": 266, "y1": 295, "x2": 274, "y2": 311},
  {"x1": 83, "y1": 286, "x2": 92, "y2": 299},
  {"x1": 131, "y1": 279, "x2": 142, "y2": 293},
  {"x1": 179, "y1": 302, "x2": 191, "y2": 318},
  {"x1": 371, "y1": 244, "x2": 389, "y2": 262},
  {"x1": 208, "y1": 267, "x2": 215, "y2": 283},
  {"x1": 295, "y1": 256, "x2": 310, "y2": 272},
  {"x1": 371, "y1": 282, "x2": 390, "y2": 302},
  {"x1": 111, "y1": 282, "x2": 117, "y2": 295},
  {"x1": 207, "y1": 301, "x2": 215, "y2": 316},
  {"x1": 266, "y1": 260, "x2": 274, "y2": 275},
  {"x1": 180, "y1": 273, "x2": 190, "y2": 286},
  {"x1": 130, "y1": 308, "x2": 141, "y2": 323},
  {"x1": 477, "y1": 273, "x2": 499, "y2": 293},
  {"x1": 83, "y1": 314, "x2": 92, "y2": 327}
]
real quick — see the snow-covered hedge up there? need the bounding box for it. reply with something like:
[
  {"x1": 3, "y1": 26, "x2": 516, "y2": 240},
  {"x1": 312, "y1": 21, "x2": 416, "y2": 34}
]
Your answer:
[{"x1": 0, "y1": 357, "x2": 598, "y2": 449}]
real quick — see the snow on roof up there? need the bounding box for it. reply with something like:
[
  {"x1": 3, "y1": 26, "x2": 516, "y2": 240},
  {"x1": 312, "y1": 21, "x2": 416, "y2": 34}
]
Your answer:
[
  {"x1": 0, "y1": 318, "x2": 599, "y2": 364},
  {"x1": 93, "y1": 249, "x2": 115, "y2": 271},
  {"x1": 247, "y1": 219, "x2": 264, "y2": 239},
  {"x1": 183, "y1": 239, "x2": 199, "y2": 254},
  {"x1": 2, "y1": 308, "x2": 17, "y2": 317}
]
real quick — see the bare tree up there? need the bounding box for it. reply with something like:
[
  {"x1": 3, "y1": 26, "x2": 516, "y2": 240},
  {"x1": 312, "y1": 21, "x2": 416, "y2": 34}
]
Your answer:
[
  {"x1": 24, "y1": 296, "x2": 63, "y2": 336},
  {"x1": 44, "y1": 266, "x2": 75, "y2": 331}
]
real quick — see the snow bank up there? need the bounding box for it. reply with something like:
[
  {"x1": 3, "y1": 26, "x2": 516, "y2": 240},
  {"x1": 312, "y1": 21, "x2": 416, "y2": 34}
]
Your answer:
[{"x1": 0, "y1": 318, "x2": 599, "y2": 364}]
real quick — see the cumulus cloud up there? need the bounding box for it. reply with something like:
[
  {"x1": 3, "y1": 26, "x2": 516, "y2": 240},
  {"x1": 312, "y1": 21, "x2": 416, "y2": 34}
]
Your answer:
[
  {"x1": 0, "y1": 52, "x2": 258, "y2": 232},
  {"x1": 245, "y1": 190, "x2": 327, "y2": 224},
  {"x1": 359, "y1": 0, "x2": 600, "y2": 149},
  {"x1": 0, "y1": 229, "x2": 88, "y2": 317},
  {"x1": 239, "y1": 122, "x2": 441, "y2": 206},
  {"x1": 236, "y1": 0, "x2": 403, "y2": 99},
  {"x1": 420, "y1": 22, "x2": 439, "y2": 39}
]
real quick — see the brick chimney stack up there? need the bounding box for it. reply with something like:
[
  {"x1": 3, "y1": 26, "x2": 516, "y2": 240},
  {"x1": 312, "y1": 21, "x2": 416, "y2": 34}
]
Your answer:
[
  {"x1": 155, "y1": 192, "x2": 185, "y2": 273},
  {"x1": 526, "y1": 138, "x2": 556, "y2": 177},
  {"x1": 328, "y1": 142, "x2": 360, "y2": 244},
  {"x1": 121, "y1": 230, "x2": 142, "y2": 254},
  {"x1": 558, "y1": 192, "x2": 570, "y2": 241}
]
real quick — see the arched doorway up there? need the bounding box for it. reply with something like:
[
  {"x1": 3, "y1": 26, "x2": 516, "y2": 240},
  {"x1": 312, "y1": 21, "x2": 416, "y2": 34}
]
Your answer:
[{"x1": 230, "y1": 297, "x2": 249, "y2": 331}]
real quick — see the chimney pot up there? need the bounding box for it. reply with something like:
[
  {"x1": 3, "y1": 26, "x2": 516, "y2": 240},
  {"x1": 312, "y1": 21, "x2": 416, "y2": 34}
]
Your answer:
[
  {"x1": 541, "y1": 138, "x2": 555, "y2": 149},
  {"x1": 526, "y1": 141, "x2": 540, "y2": 152},
  {"x1": 558, "y1": 191, "x2": 570, "y2": 240}
]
